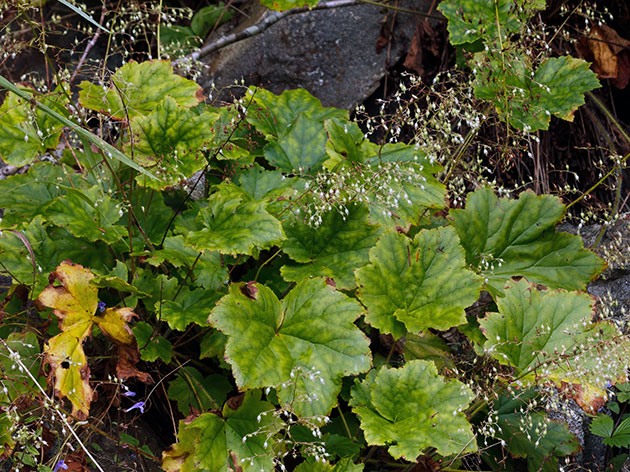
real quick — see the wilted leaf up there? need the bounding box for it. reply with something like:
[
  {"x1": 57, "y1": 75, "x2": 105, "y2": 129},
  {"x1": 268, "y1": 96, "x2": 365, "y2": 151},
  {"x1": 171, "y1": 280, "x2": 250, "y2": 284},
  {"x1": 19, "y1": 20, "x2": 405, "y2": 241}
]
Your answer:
[
  {"x1": 450, "y1": 188, "x2": 605, "y2": 294},
  {"x1": 162, "y1": 391, "x2": 276, "y2": 471},
  {"x1": 209, "y1": 278, "x2": 371, "y2": 417},
  {"x1": 127, "y1": 96, "x2": 217, "y2": 190},
  {"x1": 78, "y1": 60, "x2": 202, "y2": 120},
  {"x1": 0, "y1": 86, "x2": 69, "y2": 166},
  {"x1": 480, "y1": 279, "x2": 629, "y2": 413},
  {"x1": 38, "y1": 262, "x2": 145, "y2": 418},
  {"x1": 350, "y1": 360, "x2": 476, "y2": 459},
  {"x1": 185, "y1": 184, "x2": 285, "y2": 255},
  {"x1": 356, "y1": 228, "x2": 482, "y2": 338},
  {"x1": 281, "y1": 204, "x2": 381, "y2": 290}
]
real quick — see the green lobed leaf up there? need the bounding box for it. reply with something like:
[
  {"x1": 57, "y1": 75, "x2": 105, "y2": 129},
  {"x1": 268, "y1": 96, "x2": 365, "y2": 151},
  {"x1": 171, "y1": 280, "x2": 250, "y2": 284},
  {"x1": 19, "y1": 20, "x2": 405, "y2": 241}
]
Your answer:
[
  {"x1": 281, "y1": 203, "x2": 381, "y2": 290},
  {"x1": 0, "y1": 162, "x2": 86, "y2": 228},
  {"x1": 132, "y1": 321, "x2": 172, "y2": 363},
  {"x1": 236, "y1": 163, "x2": 301, "y2": 203},
  {"x1": 146, "y1": 235, "x2": 227, "y2": 290},
  {"x1": 44, "y1": 186, "x2": 127, "y2": 244},
  {"x1": 159, "y1": 286, "x2": 223, "y2": 331},
  {"x1": 263, "y1": 113, "x2": 329, "y2": 173},
  {"x1": 78, "y1": 60, "x2": 203, "y2": 120},
  {"x1": 0, "y1": 86, "x2": 69, "y2": 166},
  {"x1": 127, "y1": 96, "x2": 217, "y2": 190},
  {"x1": 246, "y1": 87, "x2": 346, "y2": 139},
  {"x1": 356, "y1": 228, "x2": 483, "y2": 338},
  {"x1": 473, "y1": 52, "x2": 600, "y2": 131},
  {"x1": 185, "y1": 183, "x2": 285, "y2": 256},
  {"x1": 350, "y1": 360, "x2": 476, "y2": 459},
  {"x1": 450, "y1": 188, "x2": 605, "y2": 294},
  {"x1": 162, "y1": 391, "x2": 277, "y2": 471},
  {"x1": 209, "y1": 278, "x2": 372, "y2": 417},
  {"x1": 167, "y1": 366, "x2": 232, "y2": 416},
  {"x1": 480, "y1": 279, "x2": 628, "y2": 413},
  {"x1": 438, "y1": 0, "x2": 545, "y2": 45}
]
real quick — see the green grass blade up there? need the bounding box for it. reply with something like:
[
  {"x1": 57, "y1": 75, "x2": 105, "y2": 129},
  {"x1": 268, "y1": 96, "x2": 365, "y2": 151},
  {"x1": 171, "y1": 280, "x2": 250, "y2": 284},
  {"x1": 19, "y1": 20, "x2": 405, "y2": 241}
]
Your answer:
[
  {"x1": 0, "y1": 74, "x2": 158, "y2": 181},
  {"x1": 57, "y1": 0, "x2": 111, "y2": 33}
]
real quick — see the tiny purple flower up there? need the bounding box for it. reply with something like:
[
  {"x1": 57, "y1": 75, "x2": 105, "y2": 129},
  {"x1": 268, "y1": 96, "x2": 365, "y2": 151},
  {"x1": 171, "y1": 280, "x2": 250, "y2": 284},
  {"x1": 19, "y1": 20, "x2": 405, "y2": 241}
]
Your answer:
[
  {"x1": 125, "y1": 401, "x2": 145, "y2": 414},
  {"x1": 53, "y1": 460, "x2": 69, "y2": 472},
  {"x1": 97, "y1": 302, "x2": 106, "y2": 313},
  {"x1": 122, "y1": 390, "x2": 136, "y2": 397}
]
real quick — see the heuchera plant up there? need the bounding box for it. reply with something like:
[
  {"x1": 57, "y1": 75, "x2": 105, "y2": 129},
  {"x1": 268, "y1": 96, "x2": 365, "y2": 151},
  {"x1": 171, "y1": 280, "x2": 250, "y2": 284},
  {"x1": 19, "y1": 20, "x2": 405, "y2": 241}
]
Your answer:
[{"x1": 0, "y1": 0, "x2": 625, "y2": 471}]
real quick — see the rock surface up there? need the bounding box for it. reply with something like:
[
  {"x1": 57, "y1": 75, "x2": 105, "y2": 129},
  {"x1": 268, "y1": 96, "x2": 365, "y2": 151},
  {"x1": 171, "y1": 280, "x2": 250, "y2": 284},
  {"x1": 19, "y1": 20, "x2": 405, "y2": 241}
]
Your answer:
[{"x1": 200, "y1": 0, "x2": 433, "y2": 110}]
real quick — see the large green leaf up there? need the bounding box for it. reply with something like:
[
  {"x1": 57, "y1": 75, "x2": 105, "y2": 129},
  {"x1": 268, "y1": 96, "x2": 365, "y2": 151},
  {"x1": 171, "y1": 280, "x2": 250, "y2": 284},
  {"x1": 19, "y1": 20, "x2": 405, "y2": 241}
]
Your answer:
[
  {"x1": 127, "y1": 96, "x2": 217, "y2": 190},
  {"x1": 473, "y1": 52, "x2": 600, "y2": 131},
  {"x1": 162, "y1": 391, "x2": 277, "y2": 472},
  {"x1": 78, "y1": 60, "x2": 202, "y2": 120},
  {"x1": 450, "y1": 188, "x2": 605, "y2": 294},
  {"x1": 0, "y1": 86, "x2": 69, "y2": 166},
  {"x1": 480, "y1": 279, "x2": 629, "y2": 413},
  {"x1": 185, "y1": 184, "x2": 285, "y2": 255},
  {"x1": 356, "y1": 228, "x2": 483, "y2": 339},
  {"x1": 209, "y1": 278, "x2": 371, "y2": 417},
  {"x1": 264, "y1": 113, "x2": 328, "y2": 173},
  {"x1": 438, "y1": 0, "x2": 545, "y2": 45},
  {"x1": 44, "y1": 187, "x2": 127, "y2": 244},
  {"x1": 489, "y1": 390, "x2": 579, "y2": 472},
  {"x1": 246, "y1": 87, "x2": 346, "y2": 139},
  {"x1": 167, "y1": 366, "x2": 232, "y2": 415},
  {"x1": 281, "y1": 204, "x2": 380, "y2": 290},
  {"x1": 350, "y1": 360, "x2": 476, "y2": 459}
]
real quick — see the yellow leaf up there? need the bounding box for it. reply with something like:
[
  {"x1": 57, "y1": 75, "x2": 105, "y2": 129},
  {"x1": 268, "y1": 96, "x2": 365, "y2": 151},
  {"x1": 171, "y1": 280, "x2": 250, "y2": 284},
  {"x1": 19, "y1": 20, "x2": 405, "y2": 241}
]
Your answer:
[{"x1": 38, "y1": 261, "x2": 142, "y2": 419}]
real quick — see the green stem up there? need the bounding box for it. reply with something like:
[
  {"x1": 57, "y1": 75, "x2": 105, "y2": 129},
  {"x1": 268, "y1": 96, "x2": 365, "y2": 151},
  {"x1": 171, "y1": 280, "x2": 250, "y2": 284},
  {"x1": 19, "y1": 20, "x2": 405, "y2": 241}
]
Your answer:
[
  {"x1": 337, "y1": 406, "x2": 353, "y2": 439},
  {"x1": 565, "y1": 151, "x2": 629, "y2": 211}
]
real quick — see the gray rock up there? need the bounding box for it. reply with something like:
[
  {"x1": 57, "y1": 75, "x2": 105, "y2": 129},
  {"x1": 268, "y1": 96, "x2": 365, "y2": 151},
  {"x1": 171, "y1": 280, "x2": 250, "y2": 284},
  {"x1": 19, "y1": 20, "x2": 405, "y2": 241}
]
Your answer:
[{"x1": 200, "y1": 0, "x2": 432, "y2": 110}]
